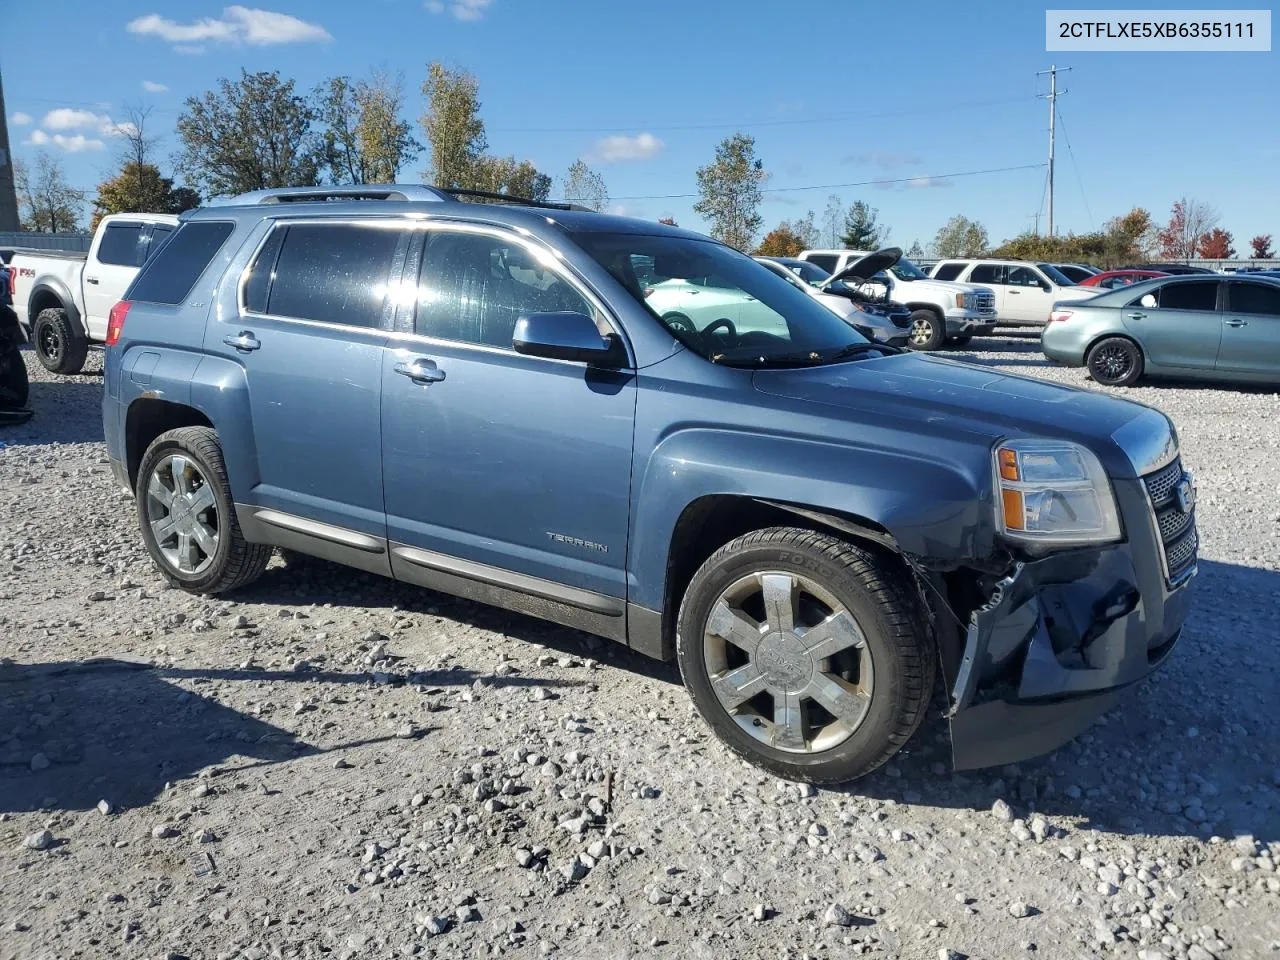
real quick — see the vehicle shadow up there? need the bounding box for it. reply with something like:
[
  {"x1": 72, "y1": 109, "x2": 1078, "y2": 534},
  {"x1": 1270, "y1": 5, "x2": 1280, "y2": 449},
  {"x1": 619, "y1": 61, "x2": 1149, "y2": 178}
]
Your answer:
[
  {"x1": 833, "y1": 558, "x2": 1280, "y2": 845},
  {"x1": 0, "y1": 654, "x2": 582, "y2": 815},
  {"x1": 1, "y1": 373, "x2": 105, "y2": 446}
]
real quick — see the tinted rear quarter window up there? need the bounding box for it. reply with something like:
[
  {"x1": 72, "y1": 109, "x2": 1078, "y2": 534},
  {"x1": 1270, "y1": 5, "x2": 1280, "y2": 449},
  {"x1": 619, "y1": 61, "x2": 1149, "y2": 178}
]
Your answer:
[
  {"x1": 932, "y1": 263, "x2": 963, "y2": 281},
  {"x1": 805, "y1": 254, "x2": 838, "y2": 273},
  {"x1": 265, "y1": 223, "x2": 403, "y2": 329},
  {"x1": 128, "y1": 221, "x2": 236, "y2": 305},
  {"x1": 1157, "y1": 281, "x2": 1218, "y2": 311},
  {"x1": 1229, "y1": 281, "x2": 1280, "y2": 316},
  {"x1": 97, "y1": 223, "x2": 143, "y2": 266}
]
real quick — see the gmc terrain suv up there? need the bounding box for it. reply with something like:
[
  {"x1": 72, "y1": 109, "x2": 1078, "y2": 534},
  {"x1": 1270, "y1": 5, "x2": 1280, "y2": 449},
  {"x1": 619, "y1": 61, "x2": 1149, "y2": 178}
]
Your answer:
[{"x1": 103, "y1": 185, "x2": 1196, "y2": 783}]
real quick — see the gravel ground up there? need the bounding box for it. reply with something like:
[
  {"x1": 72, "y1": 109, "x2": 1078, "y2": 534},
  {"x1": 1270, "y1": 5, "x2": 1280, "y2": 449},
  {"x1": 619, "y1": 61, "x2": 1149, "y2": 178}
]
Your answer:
[{"x1": 2, "y1": 337, "x2": 1278, "y2": 960}]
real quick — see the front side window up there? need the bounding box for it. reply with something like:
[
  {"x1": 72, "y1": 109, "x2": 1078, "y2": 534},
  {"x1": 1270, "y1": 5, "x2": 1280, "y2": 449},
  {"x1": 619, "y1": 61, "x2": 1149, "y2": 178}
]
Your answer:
[
  {"x1": 97, "y1": 223, "x2": 143, "y2": 266},
  {"x1": 264, "y1": 222, "x2": 405, "y2": 329},
  {"x1": 1151, "y1": 280, "x2": 1218, "y2": 312},
  {"x1": 1228, "y1": 281, "x2": 1280, "y2": 316},
  {"x1": 415, "y1": 231, "x2": 595, "y2": 348},
  {"x1": 572, "y1": 231, "x2": 873, "y2": 367},
  {"x1": 968, "y1": 264, "x2": 1004, "y2": 285},
  {"x1": 932, "y1": 262, "x2": 964, "y2": 281},
  {"x1": 1007, "y1": 266, "x2": 1045, "y2": 288}
]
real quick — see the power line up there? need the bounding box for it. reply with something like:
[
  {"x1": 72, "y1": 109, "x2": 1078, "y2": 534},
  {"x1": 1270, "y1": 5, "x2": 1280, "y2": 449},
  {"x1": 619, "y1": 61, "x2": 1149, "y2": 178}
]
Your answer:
[
  {"x1": 1054, "y1": 105, "x2": 1093, "y2": 229},
  {"x1": 492, "y1": 95, "x2": 1037, "y2": 134},
  {"x1": 603, "y1": 162, "x2": 1047, "y2": 201}
]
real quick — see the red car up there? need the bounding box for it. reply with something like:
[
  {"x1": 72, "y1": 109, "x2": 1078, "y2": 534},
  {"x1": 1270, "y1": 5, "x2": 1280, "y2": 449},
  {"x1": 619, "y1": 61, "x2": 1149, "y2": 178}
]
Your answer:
[{"x1": 1079, "y1": 269, "x2": 1169, "y2": 289}]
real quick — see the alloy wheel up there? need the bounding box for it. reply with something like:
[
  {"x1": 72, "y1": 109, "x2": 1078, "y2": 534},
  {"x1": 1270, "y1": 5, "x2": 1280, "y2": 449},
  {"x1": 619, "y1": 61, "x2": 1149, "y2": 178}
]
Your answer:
[
  {"x1": 39, "y1": 324, "x2": 60, "y2": 364},
  {"x1": 144, "y1": 454, "x2": 220, "y2": 575},
  {"x1": 702, "y1": 571, "x2": 874, "y2": 754},
  {"x1": 1093, "y1": 345, "x2": 1132, "y2": 381},
  {"x1": 909, "y1": 318, "x2": 933, "y2": 346}
]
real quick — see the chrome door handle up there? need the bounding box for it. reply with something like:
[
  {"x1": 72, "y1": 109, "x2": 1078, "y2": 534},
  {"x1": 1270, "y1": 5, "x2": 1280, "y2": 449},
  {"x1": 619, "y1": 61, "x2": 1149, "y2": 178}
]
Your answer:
[
  {"x1": 1008, "y1": 290, "x2": 1021, "y2": 294},
  {"x1": 222, "y1": 331, "x2": 261, "y2": 352},
  {"x1": 1126, "y1": 312, "x2": 1146, "y2": 320},
  {"x1": 85, "y1": 277, "x2": 99, "y2": 285},
  {"x1": 1224, "y1": 319, "x2": 1248, "y2": 327},
  {"x1": 394, "y1": 357, "x2": 446, "y2": 384}
]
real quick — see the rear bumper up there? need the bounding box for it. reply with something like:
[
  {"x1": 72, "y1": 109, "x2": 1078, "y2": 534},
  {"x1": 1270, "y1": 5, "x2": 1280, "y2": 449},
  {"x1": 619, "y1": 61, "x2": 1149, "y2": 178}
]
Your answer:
[
  {"x1": 946, "y1": 532, "x2": 1194, "y2": 770},
  {"x1": 1040, "y1": 327, "x2": 1087, "y2": 365}
]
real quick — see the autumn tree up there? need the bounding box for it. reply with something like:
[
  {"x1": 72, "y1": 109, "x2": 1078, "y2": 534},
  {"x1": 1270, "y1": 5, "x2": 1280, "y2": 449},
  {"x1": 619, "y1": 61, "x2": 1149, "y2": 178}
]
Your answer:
[
  {"x1": 839, "y1": 200, "x2": 883, "y2": 250},
  {"x1": 1249, "y1": 234, "x2": 1274, "y2": 259},
  {"x1": 13, "y1": 154, "x2": 85, "y2": 232},
  {"x1": 756, "y1": 223, "x2": 806, "y2": 257},
  {"x1": 989, "y1": 231, "x2": 1106, "y2": 265},
  {"x1": 1156, "y1": 197, "x2": 1218, "y2": 261},
  {"x1": 1197, "y1": 228, "x2": 1234, "y2": 259},
  {"x1": 1101, "y1": 207, "x2": 1156, "y2": 265},
  {"x1": 92, "y1": 164, "x2": 199, "y2": 230},
  {"x1": 317, "y1": 72, "x2": 419, "y2": 184},
  {"x1": 694, "y1": 132, "x2": 767, "y2": 251},
  {"x1": 562, "y1": 159, "x2": 608, "y2": 211},
  {"x1": 177, "y1": 70, "x2": 320, "y2": 197},
  {"x1": 472, "y1": 156, "x2": 551, "y2": 201},
  {"x1": 933, "y1": 215, "x2": 988, "y2": 258}
]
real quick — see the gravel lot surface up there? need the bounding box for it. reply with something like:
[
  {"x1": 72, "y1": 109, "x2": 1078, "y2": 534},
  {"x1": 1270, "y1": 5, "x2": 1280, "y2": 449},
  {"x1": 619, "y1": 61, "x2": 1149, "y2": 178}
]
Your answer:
[{"x1": 2, "y1": 337, "x2": 1278, "y2": 960}]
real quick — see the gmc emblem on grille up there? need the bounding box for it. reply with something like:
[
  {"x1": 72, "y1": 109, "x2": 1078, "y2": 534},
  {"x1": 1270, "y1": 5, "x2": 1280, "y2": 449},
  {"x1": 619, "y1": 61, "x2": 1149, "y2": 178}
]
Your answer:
[{"x1": 1175, "y1": 476, "x2": 1197, "y2": 515}]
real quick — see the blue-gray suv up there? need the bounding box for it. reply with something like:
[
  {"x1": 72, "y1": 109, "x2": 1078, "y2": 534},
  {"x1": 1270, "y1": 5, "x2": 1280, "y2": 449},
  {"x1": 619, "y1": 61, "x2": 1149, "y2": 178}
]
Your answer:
[{"x1": 103, "y1": 185, "x2": 1196, "y2": 783}]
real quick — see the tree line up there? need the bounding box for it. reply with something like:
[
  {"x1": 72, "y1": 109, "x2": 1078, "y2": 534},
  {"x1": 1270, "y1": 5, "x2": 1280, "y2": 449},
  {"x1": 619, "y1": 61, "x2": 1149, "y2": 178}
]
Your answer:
[{"x1": 11, "y1": 64, "x2": 1276, "y2": 268}]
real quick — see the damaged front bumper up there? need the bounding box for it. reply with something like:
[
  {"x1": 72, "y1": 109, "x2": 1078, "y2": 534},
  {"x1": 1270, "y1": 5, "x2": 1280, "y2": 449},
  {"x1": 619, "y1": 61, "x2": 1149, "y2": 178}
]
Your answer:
[{"x1": 942, "y1": 494, "x2": 1194, "y2": 770}]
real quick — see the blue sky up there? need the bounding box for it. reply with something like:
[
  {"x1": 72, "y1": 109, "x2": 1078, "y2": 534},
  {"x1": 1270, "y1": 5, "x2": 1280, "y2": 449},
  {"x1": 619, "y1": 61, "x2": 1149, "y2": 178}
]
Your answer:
[{"x1": 5, "y1": 0, "x2": 1277, "y2": 250}]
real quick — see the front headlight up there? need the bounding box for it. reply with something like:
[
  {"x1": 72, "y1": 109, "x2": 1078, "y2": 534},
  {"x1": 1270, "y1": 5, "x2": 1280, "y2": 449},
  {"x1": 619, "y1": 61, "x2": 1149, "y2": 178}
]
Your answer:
[{"x1": 993, "y1": 439, "x2": 1121, "y2": 547}]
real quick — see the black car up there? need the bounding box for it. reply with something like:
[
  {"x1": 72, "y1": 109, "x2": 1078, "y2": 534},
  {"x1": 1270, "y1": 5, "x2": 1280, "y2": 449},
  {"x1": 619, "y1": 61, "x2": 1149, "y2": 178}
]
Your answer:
[{"x1": 1118, "y1": 263, "x2": 1217, "y2": 275}]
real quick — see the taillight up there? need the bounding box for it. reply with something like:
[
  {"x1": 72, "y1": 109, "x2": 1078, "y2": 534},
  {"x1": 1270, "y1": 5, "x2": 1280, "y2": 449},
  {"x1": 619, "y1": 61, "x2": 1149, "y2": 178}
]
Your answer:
[
  {"x1": 105, "y1": 301, "x2": 131, "y2": 346},
  {"x1": 1048, "y1": 309, "x2": 1074, "y2": 324}
]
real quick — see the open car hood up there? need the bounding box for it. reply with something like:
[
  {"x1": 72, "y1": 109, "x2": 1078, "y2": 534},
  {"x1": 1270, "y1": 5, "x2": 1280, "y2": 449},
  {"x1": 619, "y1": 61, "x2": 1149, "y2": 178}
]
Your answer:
[{"x1": 826, "y1": 247, "x2": 903, "y2": 287}]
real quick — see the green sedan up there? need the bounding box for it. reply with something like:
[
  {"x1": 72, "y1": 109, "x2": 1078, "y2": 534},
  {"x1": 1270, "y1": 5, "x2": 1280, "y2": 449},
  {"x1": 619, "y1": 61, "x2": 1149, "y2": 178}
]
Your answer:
[{"x1": 1040, "y1": 274, "x2": 1280, "y2": 387}]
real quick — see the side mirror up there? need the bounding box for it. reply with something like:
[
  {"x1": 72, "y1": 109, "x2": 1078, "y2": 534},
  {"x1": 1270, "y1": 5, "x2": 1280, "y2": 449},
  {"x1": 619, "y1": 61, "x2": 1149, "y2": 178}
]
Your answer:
[
  {"x1": 513, "y1": 312, "x2": 624, "y2": 366},
  {"x1": 1140, "y1": 294, "x2": 1157, "y2": 308},
  {"x1": 1039, "y1": 280, "x2": 1052, "y2": 291}
]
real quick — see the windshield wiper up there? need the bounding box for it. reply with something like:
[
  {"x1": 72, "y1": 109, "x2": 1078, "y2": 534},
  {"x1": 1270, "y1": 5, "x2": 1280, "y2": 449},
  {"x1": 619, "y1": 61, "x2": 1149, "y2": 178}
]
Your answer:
[{"x1": 828, "y1": 342, "x2": 902, "y2": 361}]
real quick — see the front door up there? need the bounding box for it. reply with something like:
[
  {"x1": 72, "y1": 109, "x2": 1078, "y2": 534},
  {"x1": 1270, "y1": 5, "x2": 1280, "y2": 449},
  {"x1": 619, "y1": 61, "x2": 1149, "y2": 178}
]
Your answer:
[
  {"x1": 381, "y1": 225, "x2": 636, "y2": 612},
  {"x1": 84, "y1": 221, "x2": 147, "y2": 340},
  {"x1": 1003, "y1": 265, "x2": 1055, "y2": 324},
  {"x1": 1122, "y1": 279, "x2": 1222, "y2": 371},
  {"x1": 204, "y1": 219, "x2": 409, "y2": 543},
  {"x1": 1217, "y1": 280, "x2": 1280, "y2": 379}
]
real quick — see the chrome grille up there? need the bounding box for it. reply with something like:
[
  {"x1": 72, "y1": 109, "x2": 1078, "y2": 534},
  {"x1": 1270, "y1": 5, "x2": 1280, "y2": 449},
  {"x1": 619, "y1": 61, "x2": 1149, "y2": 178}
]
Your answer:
[
  {"x1": 1142, "y1": 457, "x2": 1197, "y2": 584},
  {"x1": 973, "y1": 292, "x2": 996, "y2": 316}
]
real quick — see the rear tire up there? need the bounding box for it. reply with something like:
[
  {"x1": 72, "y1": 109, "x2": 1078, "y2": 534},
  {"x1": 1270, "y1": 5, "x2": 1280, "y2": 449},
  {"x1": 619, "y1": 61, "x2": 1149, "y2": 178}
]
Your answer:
[
  {"x1": 32, "y1": 307, "x2": 88, "y2": 375},
  {"x1": 906, "y1": 309, "x2": 946, "y2": 352},
  {"x1": 136, "y1": 427, "x2": 271, "y2": 594},
  {"x1": 676, "y1": 527, "x2": 935, "y2": 784},
  {"x1": 0, "y1": 343, "x2": 29, "y2": 409},
  {"x1": 1086, "y1": 336, "x2": 1144, "y2": 387}
]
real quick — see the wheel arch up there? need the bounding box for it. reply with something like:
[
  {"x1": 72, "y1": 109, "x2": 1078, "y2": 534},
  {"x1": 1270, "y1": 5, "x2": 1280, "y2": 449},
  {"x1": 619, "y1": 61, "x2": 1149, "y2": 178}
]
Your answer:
[
  {"x1": 28, "y1": 281, "x2": 84, "y2": 335},
  {"x1": 125, "y1": 398, "x2": 213, "y2": 490}
]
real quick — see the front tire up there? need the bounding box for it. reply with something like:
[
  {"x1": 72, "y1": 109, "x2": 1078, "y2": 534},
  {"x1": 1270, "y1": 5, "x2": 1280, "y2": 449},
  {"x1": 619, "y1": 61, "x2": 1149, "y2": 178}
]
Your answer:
[
  {"x1": 676, "y1": 527, "x2": 935, "y2": 784},
  {"x1": 1086, "y1": 336, "x2": 1144, "y2": 387},
  {"x1": 32, "y1": 307, "x2": 88, "y2": 375},
  {"x1": 136, "y1": 427, "x2": 271, "y2": 594},
  {"x1": 906, "y1": 309, "x2": 946, "y2": 351}
]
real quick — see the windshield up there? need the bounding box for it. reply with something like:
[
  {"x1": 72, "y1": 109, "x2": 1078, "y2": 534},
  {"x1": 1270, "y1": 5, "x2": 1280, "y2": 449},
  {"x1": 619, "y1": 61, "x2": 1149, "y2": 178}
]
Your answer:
[
  {"x1": 572, "y1": 232, "x2": 871, "y2": 366},
  {"x1": 1037, "y1": 263, "x2": 1073, "y2": 285},
  {"x1": 887, "y1": 257, "x2": 928, "y2": 281},
  {"x1": 787, "y1": 260, "x2": 832, "y2": 286}
]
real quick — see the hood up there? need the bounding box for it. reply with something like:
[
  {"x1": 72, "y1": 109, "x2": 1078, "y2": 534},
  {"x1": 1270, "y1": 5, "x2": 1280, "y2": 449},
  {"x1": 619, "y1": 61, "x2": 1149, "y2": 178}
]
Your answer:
[
  {"x1": 752, "y1": 353, "x2": 1155, "y2": 476},
  {"x1": 827, "y1": 247, "x2": 902, "y2": 287}
]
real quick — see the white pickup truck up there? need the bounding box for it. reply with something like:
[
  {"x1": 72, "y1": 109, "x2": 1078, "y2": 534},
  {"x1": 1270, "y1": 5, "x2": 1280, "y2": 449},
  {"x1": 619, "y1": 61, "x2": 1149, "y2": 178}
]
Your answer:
[{"x1": 11, "y1": 213, "x2": 179, "y2": 374}]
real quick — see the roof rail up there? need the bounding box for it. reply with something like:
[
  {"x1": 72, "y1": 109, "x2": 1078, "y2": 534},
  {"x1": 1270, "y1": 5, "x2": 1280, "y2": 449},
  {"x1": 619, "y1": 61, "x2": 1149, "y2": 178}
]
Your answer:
[
  {"x1": 437, "y1": 187, "x2": 592, "y2": 213},
  {"x1": 228, "y1": 185, "x2": 451, "y2": 205}
]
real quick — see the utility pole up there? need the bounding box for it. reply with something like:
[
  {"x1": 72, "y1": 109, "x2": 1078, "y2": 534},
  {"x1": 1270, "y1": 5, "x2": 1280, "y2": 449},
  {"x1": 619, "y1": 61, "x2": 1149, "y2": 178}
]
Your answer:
[
  {"x1": 1037, "y1": 64, "x2": 1070, "y2": 237},
  {"x1": 0, "y1": 68, "x2": 20, "y2": 232}
]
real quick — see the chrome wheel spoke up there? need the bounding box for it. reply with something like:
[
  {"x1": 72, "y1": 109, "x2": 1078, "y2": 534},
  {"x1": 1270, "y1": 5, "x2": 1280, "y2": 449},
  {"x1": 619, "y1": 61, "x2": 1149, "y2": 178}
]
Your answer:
[
  {"x1": 188, "y1": 483, "x2": 216, "y2": 515},
  {"x1": 801, "y1": 611, "x2": 864, "y2": 661},
  {"x1": 712, "y1": 663, "x2": 766, "y2": 710},
  {"x1": 707, "y1": 600, "x2": 764, "y2": 656},
  {"x1": 771, "y1": 691, "x2": 805, "y2": 750},
  {"x1": 761, "y1": 573, "x2": 796, "y2": 635},
  {"x1": 191, "y1": 518, "x2": 218, "y2": 556},
  {"x1": 151, "y1": 512, "x2": 178, "y2": 544},
  {"x1": 170, "y1": 456, "x2": 192, "y2": 496},
  {"x1": 175, "y1": 531, "x2": 199, "y2": 572},
  {"x1": 807, "y1": 672, "x2": 870, "y2": 724},
  {"x1": 146, "y1": 472, "x2": 172, "y2": 507}
]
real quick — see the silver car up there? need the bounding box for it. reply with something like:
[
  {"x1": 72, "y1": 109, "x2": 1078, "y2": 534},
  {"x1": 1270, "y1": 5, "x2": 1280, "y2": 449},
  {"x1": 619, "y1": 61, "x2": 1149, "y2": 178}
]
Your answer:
[{"x1": 1041, "y1": 274, "x2": 1280, "y2": 386}]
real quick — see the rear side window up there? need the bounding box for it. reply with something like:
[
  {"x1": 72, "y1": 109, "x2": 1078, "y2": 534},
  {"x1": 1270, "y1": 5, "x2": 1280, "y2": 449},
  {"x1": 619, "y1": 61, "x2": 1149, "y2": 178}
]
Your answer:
[
  {"x1": 805, "y1": 254, "x2": 839, "y2": 273},
  {"x1": 932, "y1": 262, "x2": 963, "y2": 281},
  {"x1": 968, "y1": 264, "x2": 1003, "y2": 284},
  {"x1": 263, "y1": 223, "x2": 404, "y2": 329},
  {"x1": 1229, "y1": 282, "x2": 1280, "y2": 316},
  {"x1": 1155, "y1": 281, "x2": 1218, "y2": 311},
  {"x1": 128, "y1": 221, "x2": 235, "y2": 305},
  {"x1": 97, "y1": 223, "x2": 144, "y2": 266}
]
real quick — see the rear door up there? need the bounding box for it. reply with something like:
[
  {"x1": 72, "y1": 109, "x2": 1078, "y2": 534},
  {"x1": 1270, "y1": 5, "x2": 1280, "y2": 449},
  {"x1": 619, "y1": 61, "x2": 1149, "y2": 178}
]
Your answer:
[
  {"x1": 1217, "y1": 281, "x2": 1280, "y2": 379},
  {"x1": 204, "y1": 218, "x2": 409, "y2": 554},
  {"x1": 84, "y1": 221, "x2": 146, "y2": 340},
  {"x1": 1122, "y1": 279, "x2": 1223, "y2": 370}
]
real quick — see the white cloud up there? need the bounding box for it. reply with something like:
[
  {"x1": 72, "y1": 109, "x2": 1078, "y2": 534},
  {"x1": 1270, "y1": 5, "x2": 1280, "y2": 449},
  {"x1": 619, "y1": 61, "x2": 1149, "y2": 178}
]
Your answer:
[
  {"x1": 37, "y1": 108, "x2": 136, "y2": 141},
  {"x1": 844, "y1": 152, "x2": 922, "y2": 171},
  {"x1": 174, "y1": 44, "x2": 206, "y2": 55},
  {"x1": 426, "y1": 0, "x2": 493, "y2": 20},
  {"x1": 26, "y1": 129, "x2": 105, "y2": 153},
  {"x1": 142, "y1": 80, "x2": 169, "y2": 93},
  {"x1": 906, "y1": 176, "x2": 952, "y2": 189},
  {"x1": 10, "y1": 111, "x2": 33, "y2": 126},
  {"x1": 127, "y1": 6, "x2": 331, "y2": 48},
  {"x1": 593, "y1": 132, "x2": 664, "y2": 163}
]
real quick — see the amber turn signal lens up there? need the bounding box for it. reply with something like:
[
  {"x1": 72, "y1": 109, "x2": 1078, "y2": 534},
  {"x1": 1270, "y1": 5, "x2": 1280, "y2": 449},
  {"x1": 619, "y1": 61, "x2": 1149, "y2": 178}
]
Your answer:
[
  {"x1": 998, "y1": 448, "x2": 1020, "y2": 482},
  {"x1": 1001, "y1": 488, "x2": 1025, "y2": 531}
]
